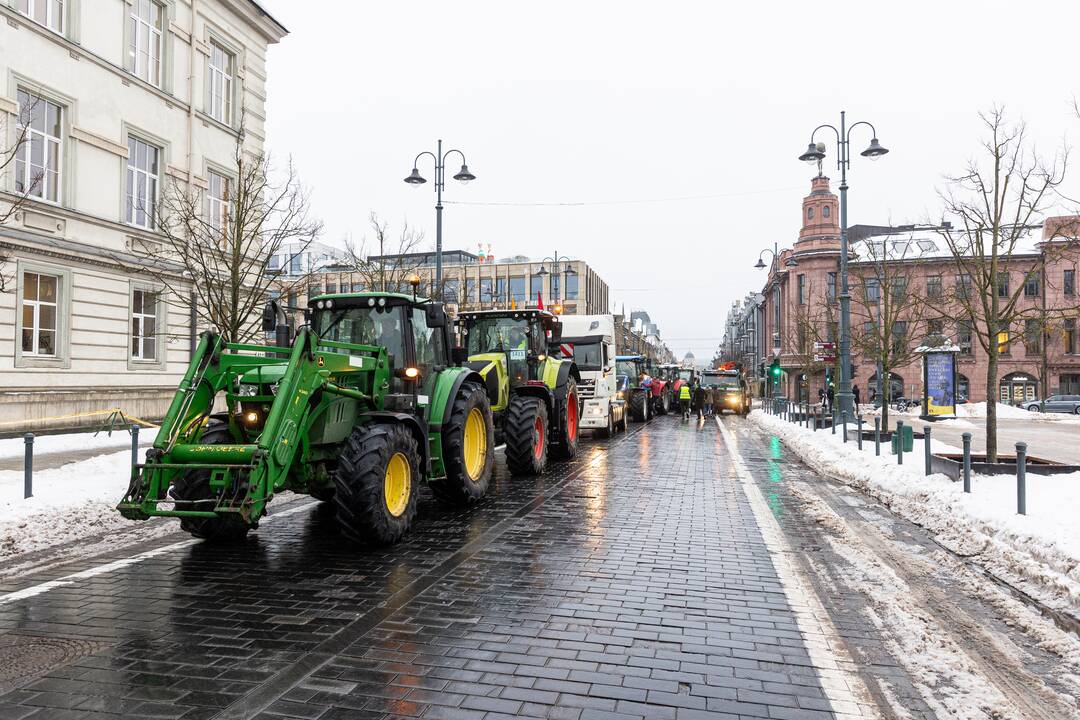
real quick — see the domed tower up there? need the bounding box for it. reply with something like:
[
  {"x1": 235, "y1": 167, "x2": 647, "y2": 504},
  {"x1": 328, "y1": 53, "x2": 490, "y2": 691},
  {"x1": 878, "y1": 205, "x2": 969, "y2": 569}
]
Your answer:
[{"x1": 795, "y1": 175, "x2": 841, "y2": 253}]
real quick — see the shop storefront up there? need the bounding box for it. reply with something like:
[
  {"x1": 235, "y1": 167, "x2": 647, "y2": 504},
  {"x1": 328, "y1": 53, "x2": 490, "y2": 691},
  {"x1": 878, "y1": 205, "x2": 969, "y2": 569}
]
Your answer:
[{"x1": 999, "y1": 372, "x2": 1038, "y2": 405}]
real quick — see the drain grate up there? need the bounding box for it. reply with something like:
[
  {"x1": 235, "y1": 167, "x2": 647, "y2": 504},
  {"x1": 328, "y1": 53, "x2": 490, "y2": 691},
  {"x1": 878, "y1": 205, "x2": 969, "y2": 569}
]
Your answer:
[{"x1": 0, "y1": 633, "x2": 110, "y2": 692}]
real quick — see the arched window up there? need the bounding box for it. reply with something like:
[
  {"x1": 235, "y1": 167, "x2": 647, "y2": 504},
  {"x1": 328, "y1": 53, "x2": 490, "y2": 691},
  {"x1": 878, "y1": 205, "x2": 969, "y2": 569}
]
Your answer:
[
  {"x1": 807, "y1": 207, "x2": 814, "y2": 219},
  {"x1": 823, "y1": 205, "x2": 831, "y2": 218}
]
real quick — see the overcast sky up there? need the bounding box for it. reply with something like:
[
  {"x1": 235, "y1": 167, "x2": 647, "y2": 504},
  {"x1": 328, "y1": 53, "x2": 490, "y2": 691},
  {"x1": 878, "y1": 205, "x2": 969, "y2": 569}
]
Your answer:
[{"x1": 257, "y1": 0, "x2": 1080, "y2": 360}]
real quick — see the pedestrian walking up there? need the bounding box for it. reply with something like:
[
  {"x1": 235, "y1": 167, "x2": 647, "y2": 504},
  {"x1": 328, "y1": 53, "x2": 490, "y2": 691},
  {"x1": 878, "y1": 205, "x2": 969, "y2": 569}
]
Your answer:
[
  {"x1": 826, "y1": 385, "x2": 835, "y2": 413},
  {"x1": 709, "y1": 385, "x2": 721, "y2": 416},
  {"x1": 818, "y1": 387, "x2": 827, "y2": 412},
  {"x1": 853, "y1": 384, "x2": 861, "y2": 410},
  {"x1": 679, "y1": 382, "x2": 692, "y2": 419},
  {"x1": 693, "y1": 384, "x2": 707, "y2": 420}
]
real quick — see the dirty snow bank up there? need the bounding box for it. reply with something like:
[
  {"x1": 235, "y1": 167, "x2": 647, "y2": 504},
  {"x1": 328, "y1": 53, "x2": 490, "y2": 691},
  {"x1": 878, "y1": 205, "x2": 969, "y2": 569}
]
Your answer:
[{"x1": 750, "y1": 410, "x2": 1080, "y2": 615}]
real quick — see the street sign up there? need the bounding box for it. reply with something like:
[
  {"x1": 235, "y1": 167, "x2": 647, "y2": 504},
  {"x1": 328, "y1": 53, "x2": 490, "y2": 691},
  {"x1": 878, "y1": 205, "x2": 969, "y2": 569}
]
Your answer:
[{"x1": 813, "y1": 342, "x2": 836, "y2": 352}]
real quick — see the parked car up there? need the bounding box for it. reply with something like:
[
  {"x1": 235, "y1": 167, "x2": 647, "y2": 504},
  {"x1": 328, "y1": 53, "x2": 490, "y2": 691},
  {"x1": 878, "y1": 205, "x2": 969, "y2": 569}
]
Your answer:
[{"x1": 1022, "y1": 395, "x2": 1080, "y2": 414}]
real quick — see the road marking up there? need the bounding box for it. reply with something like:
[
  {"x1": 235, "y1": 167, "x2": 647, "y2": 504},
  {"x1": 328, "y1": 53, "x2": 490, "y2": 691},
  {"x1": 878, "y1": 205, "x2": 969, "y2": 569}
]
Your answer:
[
  {"x1": 0, "y1": 501, "x2": 318, "y2": 607},
  {"x1": 716, "y1": 418, "x2": 881, "y2": 719}
]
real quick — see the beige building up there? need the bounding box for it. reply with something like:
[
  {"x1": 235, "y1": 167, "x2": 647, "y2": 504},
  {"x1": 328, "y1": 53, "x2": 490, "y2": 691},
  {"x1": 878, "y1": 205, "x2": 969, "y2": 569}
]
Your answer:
[{"x1": 0, "y1": 0, "x2": 287, "y2": 431}]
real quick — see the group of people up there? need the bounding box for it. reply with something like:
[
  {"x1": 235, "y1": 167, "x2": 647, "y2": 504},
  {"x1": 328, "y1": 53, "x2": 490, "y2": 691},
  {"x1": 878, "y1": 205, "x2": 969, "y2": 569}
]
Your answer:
[
  {"x1": 677, "y1": 381, "x2": 724, "y2": 419},
  {"x1": 816, "y1": 383, "x2": 860, "y2": 412}
]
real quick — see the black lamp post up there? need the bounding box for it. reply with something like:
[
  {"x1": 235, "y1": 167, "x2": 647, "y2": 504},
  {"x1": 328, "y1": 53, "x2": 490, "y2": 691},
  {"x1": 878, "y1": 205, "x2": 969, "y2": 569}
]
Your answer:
[
  {"x1": 797, "y1": 111, "x2": 889, "y2": 417},
  {"x1": 404, "y1": 139, "x2": 476, "y2": 295},
  {"x1": 535, "y1": 252, "x2": 576, "y2": 312}
]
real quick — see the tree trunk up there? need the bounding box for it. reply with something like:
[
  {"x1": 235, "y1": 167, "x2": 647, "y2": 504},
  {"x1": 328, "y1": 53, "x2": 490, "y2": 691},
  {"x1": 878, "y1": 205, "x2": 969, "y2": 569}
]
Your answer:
[{"x1": 985, "y1": 344, "x2": 998, "y2": 463}]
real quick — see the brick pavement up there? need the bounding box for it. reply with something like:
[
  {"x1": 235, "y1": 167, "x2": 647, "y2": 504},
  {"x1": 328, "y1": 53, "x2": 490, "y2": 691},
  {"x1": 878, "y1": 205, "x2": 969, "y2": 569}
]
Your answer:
[{"x1": 0, "y1": 417, "x2": 889, "y2": 719}]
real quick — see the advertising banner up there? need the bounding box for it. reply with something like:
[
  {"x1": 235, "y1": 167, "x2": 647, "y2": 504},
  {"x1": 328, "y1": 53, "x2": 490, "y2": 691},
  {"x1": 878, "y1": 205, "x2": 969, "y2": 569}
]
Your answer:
[{"x1": 924, "y1": 352, "x2": 956, "y2": 417}]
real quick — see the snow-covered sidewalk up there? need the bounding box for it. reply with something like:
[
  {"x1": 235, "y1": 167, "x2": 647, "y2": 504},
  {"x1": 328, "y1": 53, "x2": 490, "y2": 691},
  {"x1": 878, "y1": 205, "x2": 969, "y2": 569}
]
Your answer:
[{"x1": 750, "y1": 409, "x2": 1080, "y2": 616}]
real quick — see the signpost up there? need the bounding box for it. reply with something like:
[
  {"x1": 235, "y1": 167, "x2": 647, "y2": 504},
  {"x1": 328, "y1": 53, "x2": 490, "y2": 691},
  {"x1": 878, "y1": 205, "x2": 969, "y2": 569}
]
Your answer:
[{"x1": 813, "y1": 341, "x2": 837, "y2": 364}]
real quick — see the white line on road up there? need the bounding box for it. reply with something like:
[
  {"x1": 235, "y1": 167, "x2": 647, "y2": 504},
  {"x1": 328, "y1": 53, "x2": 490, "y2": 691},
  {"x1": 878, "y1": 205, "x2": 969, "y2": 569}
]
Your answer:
[
  {"x1": 0, "y1": 501, "x2": 318, "y2": 607},
  {"x1": 716, "y1": 418, "x2": 881, "y2": 719}
]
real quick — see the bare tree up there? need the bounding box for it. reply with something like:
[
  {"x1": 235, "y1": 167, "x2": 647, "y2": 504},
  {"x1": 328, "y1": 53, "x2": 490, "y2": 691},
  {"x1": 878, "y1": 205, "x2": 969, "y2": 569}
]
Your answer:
[
  {"x1": 0, "y1": 93, "x2": 47, "y2": 292},
  {"x1": 342, "y1": 213, "x2": 432, "y2": 295},
  {"x1": 937, "y1": 108, "x2": 1069, "y2": 461},
  {"x1": 781, "y1": 278, "x2": 835, "y2": 407},
  {"x1": 123, "y1": 127, "x2": 321, "y2": 344},
  {"x1": 850, "y1": 234, "x2": 933, "y2": 429}
]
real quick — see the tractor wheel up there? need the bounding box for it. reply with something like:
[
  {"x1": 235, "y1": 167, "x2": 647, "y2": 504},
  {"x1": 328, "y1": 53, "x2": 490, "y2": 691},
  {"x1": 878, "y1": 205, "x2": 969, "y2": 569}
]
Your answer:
[
  {"x1": 662, "y1": 389, "x2": 672, "y2": 415},
  {"x1": 551, "y1": 380, "x2": 580, "y2": 460},
  {"x1": 430, "y1": 381, "x2": 494, "y2": 505},
  {"x1": 171, "y1": 424, "x2": 251, "y2": 542},
  {"x1": 629, "y1": 391, "x2": 649, "y2": 422},
  {"x1": 505, "y1": 395, "x2": 549, "y2": 476},
  {"x1": 310, "y1": 486, "x2": 336, "y2": 503},
  {"x1": 334, "y1": 423, "x2": 420, "y2": 545}
]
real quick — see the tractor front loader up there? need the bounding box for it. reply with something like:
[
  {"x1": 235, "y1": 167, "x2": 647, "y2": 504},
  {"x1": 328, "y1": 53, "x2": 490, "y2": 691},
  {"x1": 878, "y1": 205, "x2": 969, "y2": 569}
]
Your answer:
[
  {"x1": 118, "y1": 292, "x2": 495, "y2": 545},
  {"x1": 456, "y1": 309, "x2": 580, "y2": 476}
]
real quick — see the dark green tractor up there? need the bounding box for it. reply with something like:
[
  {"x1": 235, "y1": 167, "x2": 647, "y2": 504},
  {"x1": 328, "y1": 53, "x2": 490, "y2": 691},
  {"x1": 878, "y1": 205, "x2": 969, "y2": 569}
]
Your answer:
[{"x1": 118, "y1": 292, "x2": 495, "y2": 545}]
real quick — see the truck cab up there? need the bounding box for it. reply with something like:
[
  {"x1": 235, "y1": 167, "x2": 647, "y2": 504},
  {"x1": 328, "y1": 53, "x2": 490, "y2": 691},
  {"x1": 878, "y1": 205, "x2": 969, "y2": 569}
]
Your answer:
[{"x1": 551, "y1": 314, "x2": 627, "y2": 437}]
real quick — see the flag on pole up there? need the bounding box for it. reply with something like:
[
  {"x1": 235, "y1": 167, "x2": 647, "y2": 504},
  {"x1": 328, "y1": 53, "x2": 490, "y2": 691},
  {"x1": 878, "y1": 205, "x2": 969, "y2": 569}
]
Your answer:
[{"x1": 537, "y1": 292, "x2": 544, "y2": 310}]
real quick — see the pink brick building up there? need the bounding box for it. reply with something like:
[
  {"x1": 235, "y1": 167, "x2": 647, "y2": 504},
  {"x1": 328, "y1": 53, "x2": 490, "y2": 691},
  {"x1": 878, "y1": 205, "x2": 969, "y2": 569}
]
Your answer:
[{"x1": 754, "y1": 175, "x2": 1080, "y2": 406}]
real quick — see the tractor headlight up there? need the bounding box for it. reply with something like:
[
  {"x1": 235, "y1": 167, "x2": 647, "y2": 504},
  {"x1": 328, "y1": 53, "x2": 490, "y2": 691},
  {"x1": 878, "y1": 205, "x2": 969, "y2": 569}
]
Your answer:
[
  {"x1": 368, "y1": 298, "x2": 376, "y2": 307},
  {"x1": 616, "y1": 391, "x2": 625, "y2": 400},
  {"x1": 245, "y1": 411, "x2": 259, "y2": 424}
]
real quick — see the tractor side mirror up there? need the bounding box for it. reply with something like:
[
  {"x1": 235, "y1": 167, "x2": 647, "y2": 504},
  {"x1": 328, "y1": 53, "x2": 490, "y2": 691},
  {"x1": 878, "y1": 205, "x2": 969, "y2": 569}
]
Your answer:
[
  {"x1": 451, "y1": 346, "x2": 469, "y2": 364},
  {"x1": 425, "y1": 302, "x2": 447, "y2": 328},
  {"x1": 262, "y1": 300, "x2": 279, "y2": 332}
]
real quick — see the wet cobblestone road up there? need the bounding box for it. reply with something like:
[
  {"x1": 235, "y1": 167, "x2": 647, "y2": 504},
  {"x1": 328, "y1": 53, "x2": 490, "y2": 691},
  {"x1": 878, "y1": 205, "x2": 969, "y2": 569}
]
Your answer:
[{"x1": 4, "y1": 413, "x2": 1067, "y2": 719}]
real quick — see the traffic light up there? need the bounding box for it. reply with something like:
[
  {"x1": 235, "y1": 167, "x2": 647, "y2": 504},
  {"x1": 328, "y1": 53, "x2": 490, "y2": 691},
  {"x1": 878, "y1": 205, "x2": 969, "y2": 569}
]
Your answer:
[{"x1": 769, "y1": 359, "x2": 782, "y2": 379}]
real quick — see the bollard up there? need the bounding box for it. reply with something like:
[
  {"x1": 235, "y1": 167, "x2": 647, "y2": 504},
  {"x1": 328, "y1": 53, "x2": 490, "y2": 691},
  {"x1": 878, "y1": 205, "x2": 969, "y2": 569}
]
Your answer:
[
  {"x1": 1016, "y1": 442, "x2": 1027, "y2": 515},
  {"x1": 874, "y1": 417, "x2": 881, "y2": 456},
  {"x1": 896, "y1": 421, "x2": 904, "y2": 464},
  {"x1": 831, "y1": 409, "x2": 836, "y2": 435},
  {"x1": 131, "y1": 424, "x2": 140, "y2": 469},
  {"x1": 923, "y1": 425, "x2": 931, "y2": 476},
  {"x1": 842, "y1": 411, "x2": 848, "y2": 443},
  {"x1": 24, "y1": 433, "x2": 33, "y2": 499},
  {"x1": 857, "y1": 415, "x2": 863, "y2": 450},
  {"x1": 962, "y1": 432, "x2": 972, "y2": 493},
  {"x1": 811, "y1": 412, "x2": 817, "y2": 432}
]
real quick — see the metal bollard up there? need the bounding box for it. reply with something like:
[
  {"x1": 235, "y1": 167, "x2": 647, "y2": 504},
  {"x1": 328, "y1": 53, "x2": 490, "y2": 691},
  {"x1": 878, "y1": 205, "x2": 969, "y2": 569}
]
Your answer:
[
  {"x1": 896, "y1": 421, "x2": 904, "y2": 464},
  {"x1": 857, "y1": 415, "x2": 863, "y2": 450},
  {"x1": 923, "y1": 425, "x2": 931, "y2": 476},
  {"x1": 831, "y1": 409, "x2": 836, "y2": 435},
  {"x1": 24, "y1": 433, "x2": 33, "y2": 499},
  {"x1": 874, "y1": 417, "x2": 881, "y2": 455},
  {"x1": 811, "y1": 412, "x2": 817, "y2": 431},
  {"x1": 131, "y1": 424, "x2": 140, "y2": 469},
  {"x1": 962, "y1": 432, "x2": 972, "y2": 493},
  {"x1": 842, "y1": 411, "x2": 848, "y2": 443},
  {"x1": 1016, "y1": 442, "x2": 1027, "y2": 515}
]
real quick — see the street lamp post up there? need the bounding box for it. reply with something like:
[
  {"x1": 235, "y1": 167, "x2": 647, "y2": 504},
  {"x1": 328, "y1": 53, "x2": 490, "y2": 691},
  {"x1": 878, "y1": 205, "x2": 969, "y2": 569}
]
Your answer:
[
  {"x1": 754, "y1": 244, "x2": 797, "y2": 399},
  {"x1": 797, "y1": 111, "x2": 889, "y2": 417},
  {"x1": 535, "y1": 252, "x2": 577, "y2": 311},
  {"x1": 404, "y1": 139, "x2": 476, "y2": 296}
]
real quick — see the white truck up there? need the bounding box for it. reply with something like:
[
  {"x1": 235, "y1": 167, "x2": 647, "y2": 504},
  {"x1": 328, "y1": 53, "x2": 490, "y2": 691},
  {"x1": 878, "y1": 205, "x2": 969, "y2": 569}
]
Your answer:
[{"x1": 551, "y1": 314, "x2": 627, "y2": 437}]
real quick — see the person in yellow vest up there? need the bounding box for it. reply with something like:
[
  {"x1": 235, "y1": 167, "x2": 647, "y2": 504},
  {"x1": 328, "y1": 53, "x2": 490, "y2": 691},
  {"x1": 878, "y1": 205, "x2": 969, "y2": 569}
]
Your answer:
[{"x1": 679, "y1": 383, "x2": 692, "y2": 419}]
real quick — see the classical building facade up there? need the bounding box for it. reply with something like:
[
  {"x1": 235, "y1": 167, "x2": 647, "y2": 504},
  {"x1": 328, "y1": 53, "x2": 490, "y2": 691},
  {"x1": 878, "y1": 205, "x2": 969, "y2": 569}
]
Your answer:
[
  {"x1": 752, "y1": 175, "x2": 1080, "y2": 405},
  {"x1": 0, "y1": 0, "x2": 287, "y2": 431}
]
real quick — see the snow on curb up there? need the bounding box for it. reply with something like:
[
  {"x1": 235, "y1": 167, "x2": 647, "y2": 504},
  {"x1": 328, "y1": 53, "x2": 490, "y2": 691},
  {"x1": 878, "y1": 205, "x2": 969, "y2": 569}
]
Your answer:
[{"x1": 749, "y1": 410, "x2": 1080, "y2": 615}]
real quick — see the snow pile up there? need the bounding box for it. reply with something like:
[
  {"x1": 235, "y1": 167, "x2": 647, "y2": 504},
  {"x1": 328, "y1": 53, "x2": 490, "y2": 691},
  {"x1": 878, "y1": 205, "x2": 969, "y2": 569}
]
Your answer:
[
  {"x1": 956, "y1": 402, "x2": 1032, "y2": 419},
  {"x1": 750, "y1": 410, "x2": 1080, "y2": 614},
  {"x1": 0, "y1": 428, "x2": 159, "y2": 460}
]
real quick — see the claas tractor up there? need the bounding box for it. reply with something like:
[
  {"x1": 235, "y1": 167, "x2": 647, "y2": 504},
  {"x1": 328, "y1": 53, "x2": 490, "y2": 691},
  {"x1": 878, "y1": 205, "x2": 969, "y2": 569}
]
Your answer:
[
  {"x1": 615, "y1": 355, "x2": 652, "y2": 422},
  {"x1": 117, "y1": 292, "x2": 495, "y2": 546},
  {"x1": 457, "y1": 309, "x2": 580, "y2": 475}
]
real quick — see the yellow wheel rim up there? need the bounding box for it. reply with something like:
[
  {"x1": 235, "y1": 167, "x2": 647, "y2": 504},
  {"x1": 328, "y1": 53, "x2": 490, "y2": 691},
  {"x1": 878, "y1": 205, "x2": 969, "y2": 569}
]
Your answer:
[
  {"x1": 463, "y1": 407, "x2": 487, "y2": 482},
  {"x1": 384, "y1": 452, "x2": 411, "y2": 517}
]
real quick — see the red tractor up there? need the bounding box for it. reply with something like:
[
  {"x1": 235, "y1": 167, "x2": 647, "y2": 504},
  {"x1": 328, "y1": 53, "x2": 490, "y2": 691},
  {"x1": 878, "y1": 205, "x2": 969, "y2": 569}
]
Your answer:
[
  {"x1": 646, "y1": 360, "x2": 673, "y2": 415},
  {"x1": 664, "y1": 364, "x2": 697, "y2": 400}
]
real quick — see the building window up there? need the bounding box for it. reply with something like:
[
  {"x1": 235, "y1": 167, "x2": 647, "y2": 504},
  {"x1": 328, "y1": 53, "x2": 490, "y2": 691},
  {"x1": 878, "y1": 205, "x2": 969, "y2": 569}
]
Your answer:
[
  {"x1": 1065, "y1": 269, "x2": 1075, "y2": 297},
  {"x1": 17, "y1": 0, "x2": 63, "y2": 33},
  {"x1": 1024, "y1": 272, "x2": 1039, "y2": 297},
  {"x1": 443, "y1": 278, "x2": 460, "y2": 304},
  {"x1": 289, "y1": 254, "x2": 302, "y2": 274},
  {"x1": 997, "y1": 272, "x2": 1010, "y2": 297},
  {"x1": 1024, "y1": 320, "x2": 1041, "y2": 356},
  {"x1": 128, "y1": 0, "x2": 164, "y2": 86},
  {"x1": 865, "y1": 277, "x2": 880, "y2": 303},
  {"x1": 956, "y1": 274, "x2": 973, "y2": 299},
  {"x1": 891, "y1": 321, "x2": 907, "y2": 353},
  {"x1": 530, "y1": 273, "x2": 544, "y2": 303},
  {"x1": 207, "y1": 40, "x2": 235, "y2": 125},
  {"x1": 958, "y1": 374, "x2": 970, "y2": 401},
  {"x1": 509, "y1": 276, "x2": 526, "y2": 304},
  {"x1": 463, "y1": 277, "x2": 475, "y2": 305},
  {"x1": 132, "y1": 289, "x2": 159, "y2": 361},
  {"x1": 126, "y1": 136, "x2": 160, "y2": 228},
  {"x1": 827, "y1": 272, "x2": 837, "y2": 303},
  {"x1": 926, "y1": 275, "x2": 942, "y2": 299},
  {"x1": 807, "y1": 207, "x2": 814, "y2": 220},
  {"x1": 958, "y1": 320, "x2": 972, "y2": 355},
  {"x1": 267, "y1": 255, "x2": 279, "y2": 271},
  {"x1": 15, "y1": 90, "x2": 63, "y2": 203},
  {"x1": 1060, "y1": 373, "x2": 1080, "y2": 395},
  {"x1": 890, "y1": 277, "x2": 907, "y2": 300},
  {"x1": 927, "y1": 318, "x2": 944, "y2": 336},
  {"x1": 207, "y1": 170, "x2": 231, "y2": 238},
  {"x1": 797, "y1": 274, "x2": 806, "y2": 305},
  {"x1": 997, "y1": 330, "x2": 1010, "y2": 356},
  {"x1": 797, "y1": 324, "x2": 807, "y2": 353},
  {"x1": 823, "y1": 205, "x2": 830, "y2": 218},
  {"x1": 551, "y1": 274, "x2": 561, "y2": 302},
  {"x1": 1065, "y1": 319, "x2": 1076, "y2": 355},
  {"x1": 21, "y1": 271, "x2": 58, "y2": 356},
  {"x1": 565, "y1": 273, "x2": 579, "y2": 300}
]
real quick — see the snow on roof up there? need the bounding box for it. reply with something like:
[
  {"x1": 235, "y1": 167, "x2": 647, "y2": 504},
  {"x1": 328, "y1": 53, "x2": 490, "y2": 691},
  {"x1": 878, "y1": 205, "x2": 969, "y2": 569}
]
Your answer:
[{"x1": 850, "y1": 226, "x2": 1043, "y2": 263}]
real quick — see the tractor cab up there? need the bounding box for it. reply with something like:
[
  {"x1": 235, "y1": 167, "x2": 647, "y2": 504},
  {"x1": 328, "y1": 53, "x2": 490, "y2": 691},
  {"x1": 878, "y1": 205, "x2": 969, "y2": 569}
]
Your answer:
[
  {"x1": 615, "y1": 355, "x2": 653, "y2": 421},
  {"x1": 458, "y1": 309, "x2": 562, "y2": 397}
]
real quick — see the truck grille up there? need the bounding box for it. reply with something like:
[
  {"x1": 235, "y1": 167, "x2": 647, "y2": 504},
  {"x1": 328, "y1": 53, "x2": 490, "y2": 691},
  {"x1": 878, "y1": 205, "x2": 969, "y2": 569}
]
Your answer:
[{"x1": 577, "y1": 379, "x2": 597, "y2": 399}]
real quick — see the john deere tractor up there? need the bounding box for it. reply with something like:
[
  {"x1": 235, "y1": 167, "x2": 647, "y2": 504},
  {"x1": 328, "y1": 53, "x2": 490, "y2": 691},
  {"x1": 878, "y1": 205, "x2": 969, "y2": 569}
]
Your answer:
[
  {"x1": 117, "y1": 292, "x2": 495, "y2": 546},
  {"x1": 457, "y1": 309, "x2": 580, "y2": 475}
]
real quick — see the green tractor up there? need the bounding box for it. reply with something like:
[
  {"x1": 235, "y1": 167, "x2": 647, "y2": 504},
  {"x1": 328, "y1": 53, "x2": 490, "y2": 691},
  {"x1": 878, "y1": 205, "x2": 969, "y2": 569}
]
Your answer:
[
  {"x1": 457, "y1": 309, "x2": 580, "y2": 475},
  {"x1": 117, "y1": 292, "x2": 495, "y2": 545}
]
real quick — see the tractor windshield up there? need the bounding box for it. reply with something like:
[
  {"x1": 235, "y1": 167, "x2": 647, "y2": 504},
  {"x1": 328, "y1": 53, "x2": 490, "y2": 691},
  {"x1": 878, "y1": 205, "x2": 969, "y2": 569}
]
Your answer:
[
  {"x1": 315, "y1": 305, "x2": 406, "y2": 369},
  {"x1": 616, "y1": 360, "x2": 639, "y2": 379},
  {"x1": 701, "y1": 373, "x2": 739, "y2": 389},
  {"x1": 678, "y1": 369, "x2": 694, "y2": 382},
  {"x1": 464, "y1": 317, "x2": 532, "y2": 356}
]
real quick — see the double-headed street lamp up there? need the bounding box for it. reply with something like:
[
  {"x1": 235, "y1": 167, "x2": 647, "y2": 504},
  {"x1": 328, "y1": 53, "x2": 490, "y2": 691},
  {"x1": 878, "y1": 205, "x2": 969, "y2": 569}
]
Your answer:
[
  {"x1": 404, "y1": 139, "x2": 476, "y2": 295},
  {"x1": 755, "y1": 243, "x2": 797, "y2": 395},
  {"x1": 535, "y1": 252, "x2": 576, "y2": 313},
  {"x1": 797, "y1": 111, "x2": 889, "y2": 416}
]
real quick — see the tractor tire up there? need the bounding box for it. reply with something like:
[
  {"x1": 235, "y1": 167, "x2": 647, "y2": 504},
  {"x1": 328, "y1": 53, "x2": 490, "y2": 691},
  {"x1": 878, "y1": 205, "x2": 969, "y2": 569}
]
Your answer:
[
  {"x1": 310, "y1": 486, "x2": 336, "y2": 503},
  {"x1": 629, "y1": 391, "x2": 649, "y2": 422},
  {"x1": 551, "y1": 379, "x2": 580, "y2": 460},
  {"x1": 430, "y1": 381, "x2": 495, "y2": 505},
  {"x1": 333, "y1": 423, "x2": 420, "y2": 545},
  {"x1": 662, "y1": 389, "x2": 672, "y2": 415},
  {"x1": 505, "y1": 395, "x2": 549, "y2": 476},
  {"x1": 171, "y1": 424, "x2": 251, "y2": 543}
]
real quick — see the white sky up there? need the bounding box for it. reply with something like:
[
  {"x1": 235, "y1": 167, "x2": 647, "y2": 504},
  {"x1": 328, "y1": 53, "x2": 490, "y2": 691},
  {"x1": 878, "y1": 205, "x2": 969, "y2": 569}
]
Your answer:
[{"x1": 258, "y1": 0, "x2": 1080, "y2": 359}]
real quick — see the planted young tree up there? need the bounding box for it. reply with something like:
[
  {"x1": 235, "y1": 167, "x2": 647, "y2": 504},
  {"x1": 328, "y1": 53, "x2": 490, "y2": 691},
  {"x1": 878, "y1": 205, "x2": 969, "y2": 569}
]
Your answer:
[
  {"x1": 341, "y1": 213, "x2": 429, "y2": 295},
  {"x1": 781, "y1": 277, "x2": 836, "y2": 409},
  {"x1": 937, "y1": 108, "x2": 1069, "y2": 461},
  {"x1": 850, "y1": 234, "x2": 932, "y2": 430},
  {"x1": 124, "y1": 129, "x2": 321, "y2": 344}
]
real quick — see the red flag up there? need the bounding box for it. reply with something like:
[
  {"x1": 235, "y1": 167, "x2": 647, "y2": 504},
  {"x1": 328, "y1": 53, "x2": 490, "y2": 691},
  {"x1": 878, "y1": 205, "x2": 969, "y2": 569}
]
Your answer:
[{"x1": 537, "y1": 291, "x2": 544, "y2": 310}]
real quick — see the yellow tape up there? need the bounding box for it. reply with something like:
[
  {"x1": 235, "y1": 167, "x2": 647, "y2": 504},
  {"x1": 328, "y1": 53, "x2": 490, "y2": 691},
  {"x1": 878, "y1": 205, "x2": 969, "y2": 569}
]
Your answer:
[{"x1": 0, "y1": 407, "x2": 160, "y2": 429}]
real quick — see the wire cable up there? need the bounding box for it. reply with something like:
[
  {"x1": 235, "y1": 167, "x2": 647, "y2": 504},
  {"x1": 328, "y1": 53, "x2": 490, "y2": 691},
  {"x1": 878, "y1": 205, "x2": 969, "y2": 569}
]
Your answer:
[{"x1": 442, "y1": 185, "x2": 803, "y2": 208}]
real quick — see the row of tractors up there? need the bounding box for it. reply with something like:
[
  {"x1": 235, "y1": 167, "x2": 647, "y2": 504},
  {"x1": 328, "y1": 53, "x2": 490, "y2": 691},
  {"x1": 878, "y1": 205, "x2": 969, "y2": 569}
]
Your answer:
[{"x1": 117, "y1": 293, "x2": 669, "y2": 547}]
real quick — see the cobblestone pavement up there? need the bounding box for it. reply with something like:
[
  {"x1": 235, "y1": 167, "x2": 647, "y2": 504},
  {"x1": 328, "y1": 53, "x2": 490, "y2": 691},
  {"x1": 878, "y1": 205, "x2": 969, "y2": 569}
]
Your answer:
[{"x1": 0, "y1": 414, "x2": 1076, "y2": 719}]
